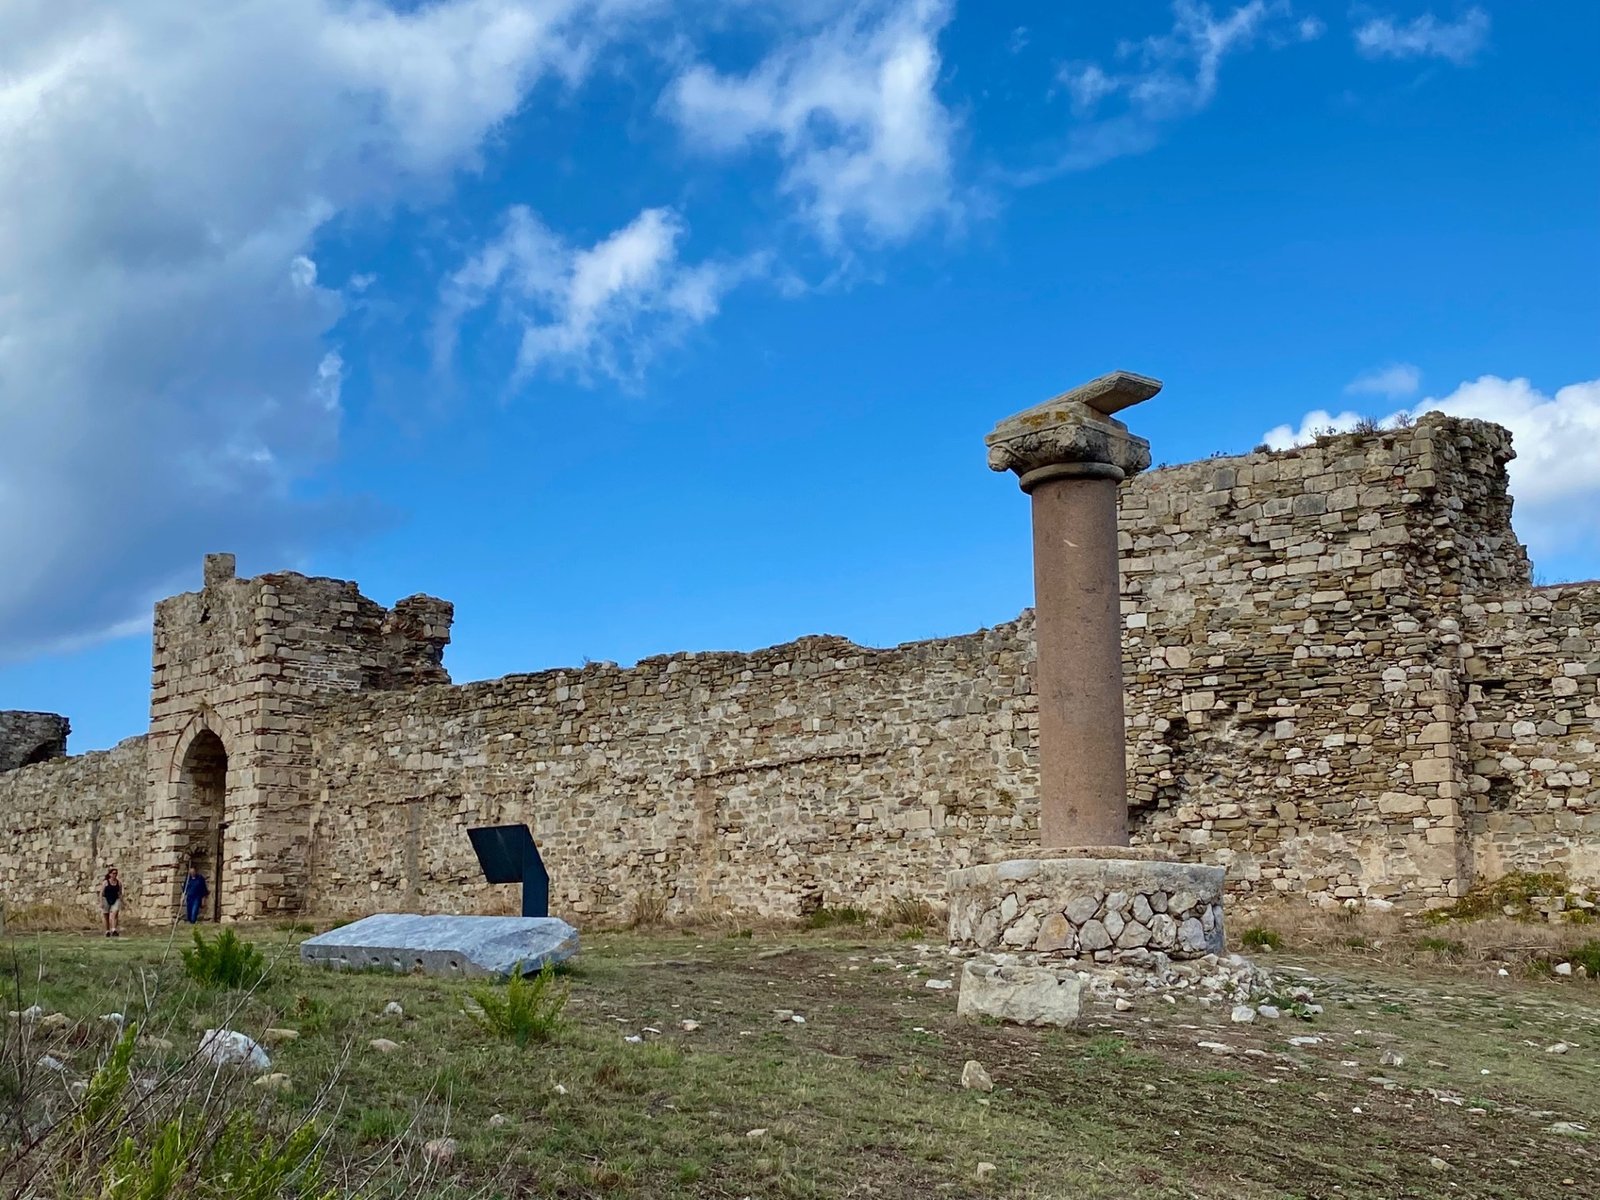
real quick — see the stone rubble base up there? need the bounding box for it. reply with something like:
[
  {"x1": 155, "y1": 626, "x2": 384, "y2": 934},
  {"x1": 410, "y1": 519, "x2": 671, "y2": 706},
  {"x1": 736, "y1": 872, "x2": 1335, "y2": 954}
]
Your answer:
[{"x1": 948, "y1": 855, "x2": 1227, "y2": 960}]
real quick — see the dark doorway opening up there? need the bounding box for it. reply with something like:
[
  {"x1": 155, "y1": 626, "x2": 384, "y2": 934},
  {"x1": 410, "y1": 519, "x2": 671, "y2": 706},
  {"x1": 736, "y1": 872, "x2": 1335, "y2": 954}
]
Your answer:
[{"x1": 180, "y1": 730, "x2": 227, "y2": 921}]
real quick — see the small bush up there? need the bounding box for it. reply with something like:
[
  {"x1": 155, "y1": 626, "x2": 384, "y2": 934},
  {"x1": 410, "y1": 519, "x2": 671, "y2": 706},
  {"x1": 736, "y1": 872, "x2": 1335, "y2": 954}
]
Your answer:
[
  {"x1": 882, "y1": 897, "x2": 938, "y2": 930},
  {"x1": 1418, "y1": 935, "x2": 1467, "y2": 961},
  {"x1": 804, "y1": 906, "x2": 870, "y2": 930},
  {"x1": 468, "y1": 960, "x2": 569, "y2": 1047},
  {"x1": 1241, "y1": 927, "x2": 1283, "y2": 950},
  {"x1": 1433, "y1": 871, "x2": 1570, "y2": 922},
  {"x1": 627, "y1": 890, "x2": 669, "y2": 929},
  {"x1": 1566, "y1": 940, "x2": 1600, "y2": 978},
  {"x1": 181, "y1": 927, "x2": 267, "y2": 989}
]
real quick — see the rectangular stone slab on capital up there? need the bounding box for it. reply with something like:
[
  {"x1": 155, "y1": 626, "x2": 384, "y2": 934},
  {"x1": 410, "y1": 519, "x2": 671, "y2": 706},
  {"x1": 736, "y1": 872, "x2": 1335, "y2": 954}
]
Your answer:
[{"x1": 299, "y1": 914, "x2": 579, "y2": 979}]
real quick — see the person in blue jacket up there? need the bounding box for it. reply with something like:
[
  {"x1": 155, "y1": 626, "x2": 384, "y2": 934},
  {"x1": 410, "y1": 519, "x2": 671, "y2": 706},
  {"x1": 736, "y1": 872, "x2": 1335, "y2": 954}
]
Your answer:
[{"x1": 183, "y1": 865, "x2": 209, "y2": 924}]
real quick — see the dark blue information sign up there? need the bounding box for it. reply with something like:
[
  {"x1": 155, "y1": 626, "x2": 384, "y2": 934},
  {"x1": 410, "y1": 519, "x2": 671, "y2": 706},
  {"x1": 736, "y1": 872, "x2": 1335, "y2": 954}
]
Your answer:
[{"x1": 467, "y1": 824, "x2": 549, "y2": 918}]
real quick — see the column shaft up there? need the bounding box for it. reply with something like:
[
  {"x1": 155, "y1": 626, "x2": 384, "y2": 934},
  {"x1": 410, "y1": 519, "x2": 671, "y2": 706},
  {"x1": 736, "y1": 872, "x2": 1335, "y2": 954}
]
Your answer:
[{"x1": 1029, "y1": 475, "x2": 1128, "y2": 848}]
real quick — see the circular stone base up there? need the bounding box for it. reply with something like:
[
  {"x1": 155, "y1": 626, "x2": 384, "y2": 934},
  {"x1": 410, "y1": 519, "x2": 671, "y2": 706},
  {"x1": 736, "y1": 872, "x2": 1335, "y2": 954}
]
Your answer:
[{"x1": 947, "y1": 854, "x2": 1226, "y2": 960}]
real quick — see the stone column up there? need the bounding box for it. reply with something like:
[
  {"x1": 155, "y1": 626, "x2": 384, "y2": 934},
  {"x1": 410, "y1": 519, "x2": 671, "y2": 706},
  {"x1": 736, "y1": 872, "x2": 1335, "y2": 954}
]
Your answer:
[{"x1": 985, "y1": 371, "x2": 1160, "y2": 849}]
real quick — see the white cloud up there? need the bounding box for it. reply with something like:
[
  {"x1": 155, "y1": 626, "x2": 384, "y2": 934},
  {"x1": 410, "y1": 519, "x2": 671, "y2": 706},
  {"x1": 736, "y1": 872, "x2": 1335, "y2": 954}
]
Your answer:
[
  {"x1": 664, "y1": 0, "x2": 959, "y2": 247},
  {"x1": 1262, "y1": 375, "x2": 1600, "y2": 563},
  {"x1": 0, "y1": 0, "x2": 625, "y2": 659},
  {"x1": 437, "y1": 206, "x2": 760, "y2": 384},
  {"x1": 1040, "y1": 1, "x2": 1322, "y2": 176},
  {"x1": 1352, "y1": 7, "x2": 1490, "y2": 65},
  {"x1": 1260, "y1": 409, "x2": 1373, "y2": 449},
  {"x1": 1344, "y1": 362, "x2": 1421, "y2": 400}
]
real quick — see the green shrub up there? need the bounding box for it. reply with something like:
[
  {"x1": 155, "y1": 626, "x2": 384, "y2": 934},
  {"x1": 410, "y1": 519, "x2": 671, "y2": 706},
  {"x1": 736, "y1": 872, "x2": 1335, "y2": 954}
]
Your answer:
[
  {"x1": 1432, "y1": 871, "x2": 1570, "y2": 922},
  {"x1": 181, "y1": 927, "x2": 267, "y2": 989},
  {"x1": 1418, "y1": 935, "x2": 1467, "y2": 961},
  {"x1": 1567, "y1": 940, "x2": 1600, "y2": 978},
  {"x1": 804, "y1": 906, "x2": 870, "y2": 929},
  {"x1": 100, "y1": 1113, "x2": 330, "y2": 1200},
  {"x1": 1241, "y1": 927, "x2": 1283, "y2": 950},
  {"x1": 468, "y1": 960, "x2": 569, "y2": 1047}
]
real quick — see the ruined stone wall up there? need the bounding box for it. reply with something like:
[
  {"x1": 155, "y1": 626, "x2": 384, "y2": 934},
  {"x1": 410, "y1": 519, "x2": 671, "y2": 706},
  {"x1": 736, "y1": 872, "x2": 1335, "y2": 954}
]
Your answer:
[
  {"x1": 0, "y1": 737, "x2": 147, "y2": 917},
  {"x1": 303, "y1": 622, "x2": 1038, "y2": 923},
  {"x1": 0, "y1": 711, "x2": 71, "y2": 772},
  {"x1": 2, "y1": 415, "x2": 1591, "y2": 924},
  {"x1": 1459, "y1": 584, "x2": 1600, "y2": 884},
  {"x1": 1121, "y1": 418, "x2": 1528, "y2": 906},
  {"x1": 147, "y1": 553, "x2": 454, "y2": 918},
  {"x1": 296, "y1": 415, "x2": 1588, "y2": 922}
]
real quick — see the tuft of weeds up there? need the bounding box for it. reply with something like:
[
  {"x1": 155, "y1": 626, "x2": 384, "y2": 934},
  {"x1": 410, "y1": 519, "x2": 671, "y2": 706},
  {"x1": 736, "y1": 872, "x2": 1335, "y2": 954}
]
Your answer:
[
  {"x1": 804, "y1": 906, "x2": 871, "y2": 930},
  {"x1": 180, "y1": 927, "x2": 267, "y2": 990},
  {"x1": 627, "y1": 890, "x2": 669, "y2": 930},
  {"x1": 1240, "y1": 927, "x2": 1283, "y2": 951},
  {"x1": 467, "y1": 960, "x2": 570, "y2": 1046},
  {"x1": 1429, "y1": 870, "x2": 1570, "y2": 922},
  {"x1": 1418, "y1": 935, "x2": 1467, "y2": 961}
]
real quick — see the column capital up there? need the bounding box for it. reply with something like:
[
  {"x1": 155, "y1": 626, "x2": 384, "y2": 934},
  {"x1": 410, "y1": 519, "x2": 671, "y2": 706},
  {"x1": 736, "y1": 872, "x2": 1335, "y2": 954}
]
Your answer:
[{"x1": 985, "y1": 371, "x2": 1160, "y2": 491}]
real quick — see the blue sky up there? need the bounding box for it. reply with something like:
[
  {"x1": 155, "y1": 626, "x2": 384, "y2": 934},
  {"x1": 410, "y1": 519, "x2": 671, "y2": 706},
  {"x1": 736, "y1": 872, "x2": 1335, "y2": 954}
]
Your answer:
[{"x1": 2, "y1": 1, "x2": 1596, "y2": 751}]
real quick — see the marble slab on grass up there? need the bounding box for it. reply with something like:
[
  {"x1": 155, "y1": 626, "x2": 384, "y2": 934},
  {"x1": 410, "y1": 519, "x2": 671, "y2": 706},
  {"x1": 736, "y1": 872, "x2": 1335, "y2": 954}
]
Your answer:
[{"x1": 299, "y1": 914, "x2": 578, "y2": 979}]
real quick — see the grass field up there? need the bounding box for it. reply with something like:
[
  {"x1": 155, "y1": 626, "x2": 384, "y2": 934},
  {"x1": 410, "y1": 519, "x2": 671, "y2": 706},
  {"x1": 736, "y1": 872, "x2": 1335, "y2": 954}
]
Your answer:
[{"x1": 2, "y1": 919, "x2": 1597, "y2": 1198}]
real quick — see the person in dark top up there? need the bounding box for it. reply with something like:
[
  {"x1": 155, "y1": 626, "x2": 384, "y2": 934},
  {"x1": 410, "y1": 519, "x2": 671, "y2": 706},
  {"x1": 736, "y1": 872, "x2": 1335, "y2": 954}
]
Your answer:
[
  {"x1": 183, "y1": 866, "x2": 209, "y2": 924},
  {"x1": 100, "y1": 868, "x2": 122, "y2": 938}
]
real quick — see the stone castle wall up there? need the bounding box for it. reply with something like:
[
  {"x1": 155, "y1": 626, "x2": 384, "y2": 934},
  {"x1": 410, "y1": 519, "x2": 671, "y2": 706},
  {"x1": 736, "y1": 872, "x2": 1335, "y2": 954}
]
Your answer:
[
  {"x1": 1, "y1": 415, "x2": 1594, "y2": 924},
  {"x1": 0, "y1": 711, "x2": 71, "y2": 772},
  {"x1": 0, "y1": 737, "x2": 147, "y2": 917}
]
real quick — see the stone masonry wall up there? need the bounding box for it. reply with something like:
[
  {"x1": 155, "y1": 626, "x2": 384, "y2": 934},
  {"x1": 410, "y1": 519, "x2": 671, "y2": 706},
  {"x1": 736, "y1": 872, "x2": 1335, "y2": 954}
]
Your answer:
[
  {"x1": 302, "y1": 622, "x2": 1037, "y2": 923},
  {"x1": 0, "y1": 711, "x2": 71, "y2": 772},
  {"x1": 146, "y1": 553, "x2": 454, "y2": 918},
  {"x1": 2, "y1": 414, "x2": 1593, "y2": 925},
  {"x1": 1460, "y1": 584, "x2": 1600, "y2": 884},
  {"x1": 0, "y1": 737, "x2": 147, "y2": 918},
  {"x1": 297, "y1": 417, "x2": 1586, "y2": 921}
]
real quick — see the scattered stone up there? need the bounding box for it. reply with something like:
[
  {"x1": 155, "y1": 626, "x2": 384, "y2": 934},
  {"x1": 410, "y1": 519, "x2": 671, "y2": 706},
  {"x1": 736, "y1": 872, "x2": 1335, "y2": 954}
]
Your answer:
[
  {"x1": 383, "y1": 1002, "x2": 404, "y2": 1018},
  {"x1": 38, "y1": 1055, "x2": 66, "y2": 1073},
  {"x1": 369, "y1": 1038, "x2": 400, "y2": 1054},
  {"x1": 1554, "y1": 963, "x2": 1574, "y2": 977},
  {"x1": 260, "y1": 1028, "x2": 299, "y2": 1045},
  {"x1": 19, "y1": 1005, "x2": 43, "y2": 1022},
  {"x1": 774, "y1": 1009, "x2": 795, "y2": 1022},
  {"x1": 1429, "y1": 1156, "x2": 1449, "y2": 1171},
  {"x1": 1256, "y1": 1005, "x2": 1281, "y2": 1020},
  {"x1": 1381, "y1": 1050, "x2": 1405, "y2": 1067},
  {"x1": 69, "y1": 1080, "x2": 88, "y2": 1101},
  {"x1": 1545, "y1": 1122, "x2": 1589, "y2": 1137},
  {"x1": 254, "y1": 1073, "x2": 292, "y2": 1093},
  {"x1": 975, "y1": 1162, "x2": 997, "y2": 1182},
  {"x1": 679, "y1": 1020, "x2": 701, "y2": 1032},
  {"x1": 957, "y1": 960, "x2": 1081, "y2": 1028},
  {"x1": 1288, "y1": 1036, "x2": 1322, "y2": 1047},
  {"x1": 1114, "y1": 997, "x2": 1133, "y2": 1012},
  {"x1": 1230, "y1": 1005, "x2": 1256, "y2": 1024},
  {"x1": 100, "y1": 1012, "x2": 125, "y2": 1028},
  {"x1": 198, "y1": 1029, "x2": 270, "y2": 1072},
  {"x1": 960, "y1": 1060, "x2": 994, "y2": 1092},
  {"x1": 1197, "y1": 1041, "x2": 1233, "y2": 1055},
  {"x1": 553, "y1": 1083, "x2": 568, "y2": 1095},
  {"x1": 624, "y1": 1035, "x2": 643, "y2": 1044},
  {"x1": 1546, "y1": 1042, "x2": 1573, "y2": 1055},
  {"x1": 746, "y1": 1128, "x2": 768, "y2": 1139},
  {"x1": 488, "y1": 1114, "x2": 511, "y2": 1128},
  {"x1": 140, "y1": 1035, "x2": 174, "y2": 1051},
  {"x1": 792, "y1": 1015, "x2": 806, "y2": 1025},
  {"x1": 422, "y1": 1137, "x2": 458, "y2": 1165},
  {"x1": 925, "y1": 979, "x2": 953, "y2": 991}
]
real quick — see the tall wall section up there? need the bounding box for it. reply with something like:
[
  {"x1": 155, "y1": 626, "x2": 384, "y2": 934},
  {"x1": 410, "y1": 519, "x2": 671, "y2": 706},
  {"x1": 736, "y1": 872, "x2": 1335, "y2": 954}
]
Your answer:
[
  {"x1": 147, "y1": 553, "x2": 454, "y2": 918},
  {"x1": 0, "y1": 737, "x2": 147, "y2": 917},
  {"x1": 299, "y1": 416, "x2": 1584, "y2": 923},
  {"x1": 1460, "y1": 584, "x2": 1600, "y2": 883}
]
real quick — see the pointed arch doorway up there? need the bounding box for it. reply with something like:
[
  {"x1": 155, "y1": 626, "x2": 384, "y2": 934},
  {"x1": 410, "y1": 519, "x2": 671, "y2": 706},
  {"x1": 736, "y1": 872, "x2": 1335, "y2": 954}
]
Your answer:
[{"x1": 178, "y1": 729, "x2": 228, "y2": 921}]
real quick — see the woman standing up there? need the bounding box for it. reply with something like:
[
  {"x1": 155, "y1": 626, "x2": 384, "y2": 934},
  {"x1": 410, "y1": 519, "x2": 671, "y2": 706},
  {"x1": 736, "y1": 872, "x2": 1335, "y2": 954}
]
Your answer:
[{"x1": 100, "y1": 868, "x2": 123, "y2": 938}]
